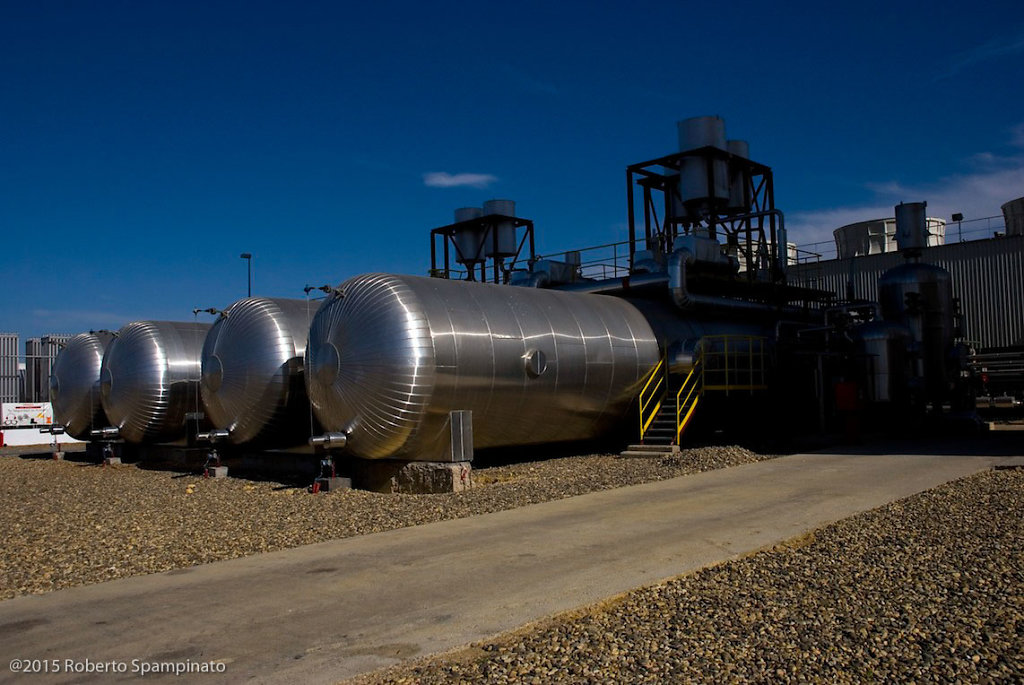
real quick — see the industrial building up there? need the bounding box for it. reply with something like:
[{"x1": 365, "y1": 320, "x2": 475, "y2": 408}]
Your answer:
[
  {"x1": 44, "y1": 117, "x2": 1024, "y2": 492},
  {"x1": 0, "y1": 333, "x2": 19, "y2": 404}
]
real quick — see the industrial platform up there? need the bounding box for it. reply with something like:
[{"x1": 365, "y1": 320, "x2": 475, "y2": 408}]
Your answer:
[{"x1": 0, "y1": 437, "x2": 1021, "y2": 684}]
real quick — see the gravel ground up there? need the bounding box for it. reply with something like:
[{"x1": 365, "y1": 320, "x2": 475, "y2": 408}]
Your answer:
[
  {"x1": 0, "y1": 445, "x2": 771, "y2": 600},
  {"x1": 354, "y1": 468, "x2": 1024, "y2": 684}
]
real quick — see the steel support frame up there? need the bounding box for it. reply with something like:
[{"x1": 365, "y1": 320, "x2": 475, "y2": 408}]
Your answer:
[
  {"x1": 429, "y1": 216, "x2": 535, "y2": 283},
  {"x1": 625, "y1": 147, "x2": 780, "y2": 283}
]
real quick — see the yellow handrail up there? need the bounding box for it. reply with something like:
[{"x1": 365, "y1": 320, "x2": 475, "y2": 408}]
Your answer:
[
  {"x1": 675, "y1": 359, "x2": 703, "y2": 443},
  {"x1": 638, "y1": 356, "x2": 666, "y2": 439}
]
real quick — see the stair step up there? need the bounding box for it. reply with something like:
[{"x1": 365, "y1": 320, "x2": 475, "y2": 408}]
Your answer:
[
  {"x1": 623, "y1": 443, "x2": 674, "y2": 452},
  {"x1": 620, "y1": 443, "x2": 680, "y2": 458}
]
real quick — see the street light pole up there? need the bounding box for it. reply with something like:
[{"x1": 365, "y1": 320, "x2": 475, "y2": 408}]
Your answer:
[{"x1": 240, "y1": 253, "x2": 252, "y2": 297}]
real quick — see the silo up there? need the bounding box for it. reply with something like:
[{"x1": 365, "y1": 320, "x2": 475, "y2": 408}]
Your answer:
[
  {"x1": 305, "y1": 273, "x2": 661, "y2": 461},
  {"x1": 49, "y1": 330, "x2": 115, "y2": 440},
  {"x1": 100, "y1": 321, "x2": 211, "y2": 443},
  {"x1": 200, "y1": 297, "x2": 314, "y2": 446}
]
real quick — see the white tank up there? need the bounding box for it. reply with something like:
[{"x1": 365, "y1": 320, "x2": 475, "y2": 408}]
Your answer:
[
  {"x1": 677, "y1": 116, "x2": 729, "y2": 208},
  {"x1": 1002, "y1": 197, "x2": 1024, "y2": 236},
  {"x1": 483, "y1": 199, "x2": 517, "y2": 257}
]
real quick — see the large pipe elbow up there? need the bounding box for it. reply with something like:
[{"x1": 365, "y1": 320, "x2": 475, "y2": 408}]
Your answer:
[
  {"x1": 527, "y1": 271, "x2": 550, "y2": 288},
  {"x1": 668, "y1": 249, "x2": 695, "y2": 310}
]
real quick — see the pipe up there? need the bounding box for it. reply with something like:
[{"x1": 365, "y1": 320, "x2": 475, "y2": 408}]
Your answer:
[
  {"x1": 196, "y1": 429, "x2": 230, "y2": 444},
  {"x1": 524, "y1": 271, "x2": 550, "y2": 288},
  {"x1": 668, "y1": 248, "x2": 695, "y2": 309},
  {"x1": 90, "y1": 427, "x2": 121, "y2": 440},
  {"x1": 309, "y1": 432, "x2": 348, "y2": 448}
]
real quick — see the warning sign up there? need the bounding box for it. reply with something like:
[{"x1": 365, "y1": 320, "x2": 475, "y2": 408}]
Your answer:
[{"x1": 1, "y1": 403, "x2": 54, "y2": 427}]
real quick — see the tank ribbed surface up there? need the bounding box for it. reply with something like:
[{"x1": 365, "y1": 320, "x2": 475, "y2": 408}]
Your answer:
[
  {"x1": 305, "y1": 273, "x2": 661, "y2": 461},
  {"x1": 200, "y1": 297, "x2": 314, "y2": 446},
  {"x1": 49, "y1": 331, "x2": 115, "y2": 439},
  {"x1": 100, "y1": 321, "x2": 210, "y2": 444}
]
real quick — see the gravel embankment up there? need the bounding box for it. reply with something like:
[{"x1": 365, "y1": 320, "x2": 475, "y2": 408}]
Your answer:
[
  {"x1": 355, "y1": 468, "x2": 1024, "y2": 684},
  {"x1": 0, "y1": 446, "x2": 770, "y2": 600}
]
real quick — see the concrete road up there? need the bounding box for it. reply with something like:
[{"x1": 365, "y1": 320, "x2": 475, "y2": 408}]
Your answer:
[{"x1": 1, "y1": 438, "x2": 1021, "y2": 684}]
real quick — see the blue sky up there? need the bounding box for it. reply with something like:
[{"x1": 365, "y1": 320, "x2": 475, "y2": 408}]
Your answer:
[{"x1": 3, "y1": 0, "x2": 1023, "y2": 341}]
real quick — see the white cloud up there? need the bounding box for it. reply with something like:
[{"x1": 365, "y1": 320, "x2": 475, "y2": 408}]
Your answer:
[
  {"x1": 936, "y1": 28, "x2": 1024, "y2": 81},
  {"x1": 423, "y1": 172, "x2": 498, "y2": 189}
]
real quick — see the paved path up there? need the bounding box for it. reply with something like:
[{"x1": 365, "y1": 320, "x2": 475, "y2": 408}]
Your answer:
[{"x1": 1, "y1": 438, "x2": 1021, "y2": 684}]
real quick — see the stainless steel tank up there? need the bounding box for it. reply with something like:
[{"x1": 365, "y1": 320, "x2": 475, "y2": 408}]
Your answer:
[
  {"x1": 201, "y1": 297, "x2": 314, "y2": 446},
  {"x1": 852, "y1": 321, "x2": 912, "y2": 403},
  {"x1": 49, "y1": 330, "x2": 115, "y2": 439},
  {"x1": 305, "y1": 273, "x2": 661, "y2": 460},
  {"x1": 100, "y1": 320, "x2": 211, "y2": 443},
  {"x1": 879, "y1": 262, "x2": 955, "y2": 403}
]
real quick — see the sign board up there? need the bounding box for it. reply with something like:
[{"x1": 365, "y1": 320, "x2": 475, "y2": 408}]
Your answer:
[{"x1": 1, "y1": 402, "x2": 54, "y2": 427}]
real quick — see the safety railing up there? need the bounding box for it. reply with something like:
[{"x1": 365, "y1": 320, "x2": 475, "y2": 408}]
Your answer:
[
  {"x1": 700, "y1": 335, "x2": 768, "y2": 393},
  {"x1": 675, "y1": 358, "x2": 703, "y2": 443},
  {"x1": 638, "y1": 355, "x2": 667, "y2": 440}
]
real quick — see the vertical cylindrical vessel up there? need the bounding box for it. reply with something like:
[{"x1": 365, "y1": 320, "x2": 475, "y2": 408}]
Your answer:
[
  {"x1": 879, "y1": 263, "x2": 955, "y2": 403},
  {"x1": 200, "y1": 297, "x2": 314, "y2": 446},
  {"x1": 306, "y1": 273, "x2": 661, "y2": 460},
  {"x1": 100, "y1": 321, "x2": 211, "y2": 443},
  {"x1": 852, "y1": 321, "x2": 912, "y2": 403},
  {"x1": 678, "y1": 115, "x2": 729, "y2": 208},
  {"x1": 895, "y1": 201, "x2": 928, "y2": 252},
  {"x1": 726, "y1": 140, "x2": 750, "y2": 213},
  {"x1": 453, "y1": 207, "x2": 485, "y2": 265},
  {"x1": 49, "y1": 330, "x2": 115, "y2": 439},
  {"x1": 483, "y1": 198, "x2": 518, "y2": 257}
]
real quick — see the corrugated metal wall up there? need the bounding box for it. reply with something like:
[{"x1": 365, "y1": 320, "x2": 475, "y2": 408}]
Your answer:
[
  {"x1": 23, "y1": 334, "x2": 71, "y2": 402},
  {"x1": 789, "y1": 235, "x2": 1024, "y2": 348},
  {"x1": 0, "y1": 333, "x2": 19, "y2": 403}
]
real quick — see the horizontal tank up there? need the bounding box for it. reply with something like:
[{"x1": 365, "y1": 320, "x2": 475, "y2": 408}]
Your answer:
[
  {"x1": 100, "y1": 321, "x2": 211, "y2": 443},
  {"x1": 200, "y1": 297, "x2": 314, "y2": 446},
  {"x1": 305, "y1": 273, "x2": 661, "y2": 460},
  {"x1": 49, "y1": 330, "x2": 115, "y2": 439}
]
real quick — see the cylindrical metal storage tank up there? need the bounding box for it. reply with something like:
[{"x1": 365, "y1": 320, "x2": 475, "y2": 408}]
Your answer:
[
  {"x1": 895, "y1": 201, "x2": 928, "y2": 252},
  {"x1": 306, "y1": 273, "x2": 661, "y2": 460},
  {"x1": 879, "y1": 262, "x2": 955, "y2": 403},
  {"x1": 677, "y1": 115, "x2": 729, "y2": 208},
  {"x1": 100, "y1": 321, "x2": 211, "y2": 444},
  {"x1": 483, "y1": 199, "x2": 518, "y2": 257},
  {"x1": 49, "y1": 330, "x2": 115, "y2": 440},
  {"x1": 453, "y1": 207, "x2": 485, "y2": 265},
  {"x1": 1002, "y1": 197, "x2": 1024, "y2": 236},
  {"x1": 726, "y1": 140, "x2": 750, "y2": 213},
  {"x1": 852, "y1": 321, "x2": 912, "y2": 403},
  {"x1": 200, "y1": 297, "x2": 314, "y2": 446}
]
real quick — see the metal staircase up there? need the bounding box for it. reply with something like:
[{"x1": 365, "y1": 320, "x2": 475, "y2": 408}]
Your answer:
[{"x1": 621, "y1": 336, "x2": 766, "y2": 458}]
